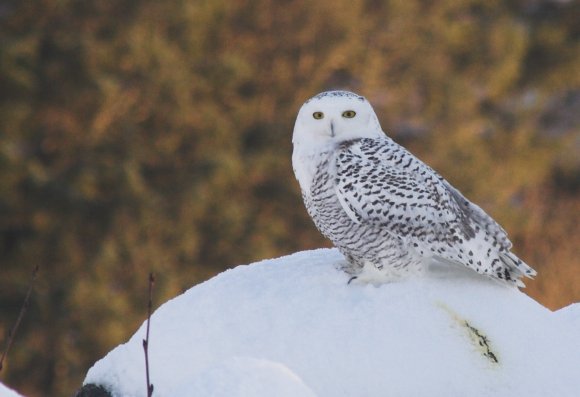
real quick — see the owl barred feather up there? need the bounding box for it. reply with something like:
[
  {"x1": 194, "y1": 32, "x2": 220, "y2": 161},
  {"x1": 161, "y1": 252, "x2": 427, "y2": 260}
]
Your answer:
[{"x1": 292, "y1": 91, "x2": 536, "y2": 286}]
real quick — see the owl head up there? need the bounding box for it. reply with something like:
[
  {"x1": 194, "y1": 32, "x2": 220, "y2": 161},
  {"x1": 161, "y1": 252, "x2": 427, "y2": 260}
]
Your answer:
[
  {"x1": 292, "y1": 91, "x2": 384, "y2": 151},
  {"x1": 292, "y1": 91, "x2": 385, "y2": 193}
]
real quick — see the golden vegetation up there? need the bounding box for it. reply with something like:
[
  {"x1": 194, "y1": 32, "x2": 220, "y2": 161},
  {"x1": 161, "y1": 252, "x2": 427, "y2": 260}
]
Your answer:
[{"x1": 0, "y1": 0, "x2": 578, "y2": 395}]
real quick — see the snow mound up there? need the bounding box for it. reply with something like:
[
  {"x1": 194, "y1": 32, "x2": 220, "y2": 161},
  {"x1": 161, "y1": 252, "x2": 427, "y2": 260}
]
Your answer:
[
  {"x1": 0, "y1": 383, "x2": 22, "y2": 397},
  {"x1": 82, "y1": 249, "x2": 580, "y2": 397},
  {"x1": 176, "y1": 357, "x2": 316, "y2": 396},
  {"x1": 555, "y1": 303, "x2": 580, "y2": 333}
]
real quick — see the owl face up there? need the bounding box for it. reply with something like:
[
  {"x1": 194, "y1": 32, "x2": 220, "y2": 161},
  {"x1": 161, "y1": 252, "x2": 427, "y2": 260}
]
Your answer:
[{"x1": 292, "y1": 91, "x2": 383, "y2": 150}]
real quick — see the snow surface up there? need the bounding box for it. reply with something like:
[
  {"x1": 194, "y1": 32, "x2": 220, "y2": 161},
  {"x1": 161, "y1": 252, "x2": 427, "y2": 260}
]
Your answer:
[
  {"x1": 83, "y1": 249, "x2": 580, "y2": 397},
  {"x1": 174, "y1": 357, "x2": 316, "y2": 396},
  {"x1": 554, "y1": 303, "x2": 580, "y2": 333},
  {"x1": 0, "y1": 383, "x2": 22, "y2": 397}
]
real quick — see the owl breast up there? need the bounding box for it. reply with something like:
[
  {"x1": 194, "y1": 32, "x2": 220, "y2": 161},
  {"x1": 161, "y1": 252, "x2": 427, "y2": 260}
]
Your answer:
[{"x1": 303, "y1": 148, "x2": 424, "y2": 279}]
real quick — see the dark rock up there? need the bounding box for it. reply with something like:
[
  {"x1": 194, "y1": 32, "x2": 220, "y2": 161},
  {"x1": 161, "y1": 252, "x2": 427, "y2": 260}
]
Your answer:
[{"x1": 74, "y1": 384, "x2": 112, "y2": 397}]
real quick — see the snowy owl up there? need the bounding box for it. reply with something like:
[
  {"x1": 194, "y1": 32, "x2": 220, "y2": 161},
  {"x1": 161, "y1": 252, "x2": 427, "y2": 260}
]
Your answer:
[{"x1": 292, "y1": 90, "x2": 536, "y2": 286}]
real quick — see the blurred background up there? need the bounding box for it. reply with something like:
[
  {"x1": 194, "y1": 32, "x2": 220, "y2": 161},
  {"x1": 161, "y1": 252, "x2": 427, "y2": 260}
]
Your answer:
[{"x1": 0, "y1": 0, "x2": 578, "y2": 395}]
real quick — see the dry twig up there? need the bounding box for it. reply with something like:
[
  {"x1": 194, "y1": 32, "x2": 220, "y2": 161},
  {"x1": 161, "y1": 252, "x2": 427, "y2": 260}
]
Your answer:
[
  {"x1": 0, "y1": 265, "x2": 39, "y2": 372},
  {"x1": 142, "y1": 273, "x2": 155, "y2": 396}
]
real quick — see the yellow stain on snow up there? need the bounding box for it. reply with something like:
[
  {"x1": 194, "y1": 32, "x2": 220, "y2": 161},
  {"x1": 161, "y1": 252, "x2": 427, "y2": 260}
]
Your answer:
[{"x1": 436, "y1": 301, "x2": 500, "y2": 365}]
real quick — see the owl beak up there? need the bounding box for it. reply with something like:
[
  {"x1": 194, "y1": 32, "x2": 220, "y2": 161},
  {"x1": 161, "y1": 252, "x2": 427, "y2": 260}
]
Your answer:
[{"x1": 330, "y1": 121, "x2": 335, "y2": 137}]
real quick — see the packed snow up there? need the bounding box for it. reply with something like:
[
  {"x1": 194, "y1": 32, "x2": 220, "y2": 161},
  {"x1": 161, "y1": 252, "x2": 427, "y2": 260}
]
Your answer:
[
  {"x1": 174, "y1": 357, "x2": 317, "y2": 396},
  {"x1": 82, "y1": 249, "x2": 580, "y2": 396},
  {"x1": 554, "y1": 302, "x2": 580, "y2": 333},
  {"x1": 0, "y1": 383, "x2": 22, "y2": 397}
]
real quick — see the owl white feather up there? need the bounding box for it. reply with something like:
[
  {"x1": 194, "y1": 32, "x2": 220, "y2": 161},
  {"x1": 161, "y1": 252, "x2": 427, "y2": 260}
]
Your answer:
[{"x1": 292, "y1": 90, "x2": 536, "y2": 286}]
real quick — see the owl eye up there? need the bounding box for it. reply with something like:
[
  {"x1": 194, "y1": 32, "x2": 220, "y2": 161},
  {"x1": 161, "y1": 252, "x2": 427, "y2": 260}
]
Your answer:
[
  {"x1": 342, "y1": 110, "x2": 356, "y2": 118},
  {"x1": 312, "y1": 111, "x2": 324, "y2": 120}
]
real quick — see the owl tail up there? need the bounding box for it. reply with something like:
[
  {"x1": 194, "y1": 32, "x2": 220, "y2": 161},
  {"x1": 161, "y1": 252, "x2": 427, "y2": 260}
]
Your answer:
[{"x1": 500, "y1": 252, "x2": 537, "y2": 287}]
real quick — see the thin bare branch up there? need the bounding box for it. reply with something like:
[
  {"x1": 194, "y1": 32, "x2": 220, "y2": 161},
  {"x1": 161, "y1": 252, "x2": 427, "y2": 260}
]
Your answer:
[
  {"x1": 0, "y1": 265, "x2": 39, "y2": 373},
  {"x1": 142, "y1": 273, "x2": 155, "y2": 397}
]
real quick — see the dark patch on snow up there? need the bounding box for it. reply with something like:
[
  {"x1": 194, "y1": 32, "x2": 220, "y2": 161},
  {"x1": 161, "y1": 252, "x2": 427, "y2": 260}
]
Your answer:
[
  {"x1": 74, "y1": 384, "x2": 112, "y2": 397},
  {"x1": 464, "y1": 320, "x2": 499, "y2": 364},
  {"x1": 437, "y1": 301, "x2": 500, "y2": 365}
]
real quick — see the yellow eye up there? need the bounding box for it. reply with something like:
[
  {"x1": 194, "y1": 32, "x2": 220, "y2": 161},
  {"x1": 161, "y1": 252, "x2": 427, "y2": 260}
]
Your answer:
[
  {"x1": 312, "y1": 111, "x2": 324, "y2": 120},
  {"x1": 342, "y1": 110, "x2": 356, "y2": 118}
]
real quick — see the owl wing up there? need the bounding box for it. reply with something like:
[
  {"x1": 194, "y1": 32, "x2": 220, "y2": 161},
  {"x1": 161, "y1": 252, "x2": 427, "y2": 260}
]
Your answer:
[
  {"x1": 438, "y1": 180, "x2": 512, "y2": 250},
  {"x1": 334, "y1": 138, "x2": 510, "y2": 248}
]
